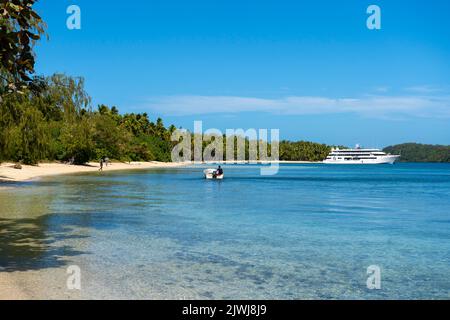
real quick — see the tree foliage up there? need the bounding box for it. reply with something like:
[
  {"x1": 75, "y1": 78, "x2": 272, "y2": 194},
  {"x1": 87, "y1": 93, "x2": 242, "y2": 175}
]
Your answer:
[
  {"x1": 279, "y1": 140, "x2": 330, "y2": 161},
  {"x1": 0, "y1": 0, "x2": 46, "y2": 93},
  {"x1": 0, "y1": 74, "x2": 177, "y2": 164}
]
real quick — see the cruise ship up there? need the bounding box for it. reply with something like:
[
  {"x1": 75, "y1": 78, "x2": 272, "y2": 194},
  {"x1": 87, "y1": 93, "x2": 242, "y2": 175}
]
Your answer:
[{"x1": 323, "y1": 145, "x2": 400, "y2": 164}]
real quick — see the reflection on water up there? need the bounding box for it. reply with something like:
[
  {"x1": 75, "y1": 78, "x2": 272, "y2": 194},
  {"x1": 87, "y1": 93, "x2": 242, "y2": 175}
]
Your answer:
[
  {"x1": 1, "y1": 164, "x2": 450, "y2": 299},
  {"x1": 0, "y1": 190, "x2": 87, "y2": 272}
]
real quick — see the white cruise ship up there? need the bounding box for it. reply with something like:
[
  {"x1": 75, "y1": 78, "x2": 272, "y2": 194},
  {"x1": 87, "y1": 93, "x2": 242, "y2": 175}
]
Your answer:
[{"x1": 323, "y1": 145, "x2": 400, "y2": 164}]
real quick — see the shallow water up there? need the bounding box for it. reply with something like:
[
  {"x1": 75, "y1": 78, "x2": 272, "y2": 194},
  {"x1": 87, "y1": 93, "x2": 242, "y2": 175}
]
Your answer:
[{"x1": 1, "y1": 163, "x2": 450, "y2": 299}]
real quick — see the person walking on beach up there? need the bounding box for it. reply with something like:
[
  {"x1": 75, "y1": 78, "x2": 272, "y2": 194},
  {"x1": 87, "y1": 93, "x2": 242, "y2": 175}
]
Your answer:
[{"x1": 99, "y1": 158, "x2": 104, "y2": 171}]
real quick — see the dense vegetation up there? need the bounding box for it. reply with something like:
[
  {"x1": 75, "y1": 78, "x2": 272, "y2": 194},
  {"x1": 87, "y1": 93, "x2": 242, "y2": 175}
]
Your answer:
[
  {"x1": 0, "y1": 74, "x2": 177, "y2": 164},
  {"x1": 0, "y1": 74, "x2": 333, "y2": 165},
  {"x1": 1, "y1": 73, "x2": 333, "y2": 165},
  {"x1": 279, "y1": 140, "x2": 330, "y2": 162},
  {"x1": 383, "y1": 143, "x2": 450, "y2": 163}
]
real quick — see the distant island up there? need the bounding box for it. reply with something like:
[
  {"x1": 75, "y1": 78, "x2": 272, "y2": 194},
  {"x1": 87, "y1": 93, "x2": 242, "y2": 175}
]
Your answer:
[{"x1": 383, "y1": 143, "x2": 450, "y2": 163}]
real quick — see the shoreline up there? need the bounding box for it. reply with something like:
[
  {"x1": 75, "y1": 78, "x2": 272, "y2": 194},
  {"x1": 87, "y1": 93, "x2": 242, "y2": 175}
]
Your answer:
[
  {"x1": 0, "y1": 160, "x2": 319, "y2": 184},
  {"x1": 0, "y1": 161, "x2": 188, "y2": 183}
]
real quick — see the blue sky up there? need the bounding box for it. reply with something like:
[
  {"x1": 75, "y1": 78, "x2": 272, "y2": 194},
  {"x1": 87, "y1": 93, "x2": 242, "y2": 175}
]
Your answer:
[{"x1": 34, "y1": 0, "x2": 450, "y2": 147}]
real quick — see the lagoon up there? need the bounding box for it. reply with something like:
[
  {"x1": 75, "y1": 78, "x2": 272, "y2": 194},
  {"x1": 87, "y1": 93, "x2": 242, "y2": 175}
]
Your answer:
[{"x1": 1, "y1": 163, "x2": 450, "y2": 299}]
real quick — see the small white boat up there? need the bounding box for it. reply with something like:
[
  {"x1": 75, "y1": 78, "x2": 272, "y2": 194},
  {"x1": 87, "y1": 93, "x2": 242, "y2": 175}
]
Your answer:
[{"x1": 203, "y1": 168, "x2": 224, "y2": 180}]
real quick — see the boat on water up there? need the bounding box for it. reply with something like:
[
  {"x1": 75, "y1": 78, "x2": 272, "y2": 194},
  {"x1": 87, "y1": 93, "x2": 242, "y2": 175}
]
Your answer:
[
  {"x1": 323, "y1": 145, "x2": 400, "y2": 164},
  {"x1": 204, "y1": 168, "x2": 224, "y2": 180}
]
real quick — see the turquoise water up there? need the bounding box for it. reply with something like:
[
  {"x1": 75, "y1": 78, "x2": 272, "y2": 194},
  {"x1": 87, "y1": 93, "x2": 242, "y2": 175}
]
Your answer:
[{"x1": 1, "y1": 163, "x2": 450, "y2": 299}]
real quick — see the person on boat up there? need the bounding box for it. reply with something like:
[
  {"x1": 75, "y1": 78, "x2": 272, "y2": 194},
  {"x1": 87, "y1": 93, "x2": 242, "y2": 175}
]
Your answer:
[{"x1": 216, "y1": 165, "x2": 223, "y2": 176}]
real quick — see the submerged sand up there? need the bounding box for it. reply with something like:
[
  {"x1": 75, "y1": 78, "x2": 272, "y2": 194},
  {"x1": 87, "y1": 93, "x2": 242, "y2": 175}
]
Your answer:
[
  {"x1": 0, "y1": 160, "x2": 317, "y2": 299},
  {"x1": 0, "y1": 161, "x2": 190, "y2": 299}
]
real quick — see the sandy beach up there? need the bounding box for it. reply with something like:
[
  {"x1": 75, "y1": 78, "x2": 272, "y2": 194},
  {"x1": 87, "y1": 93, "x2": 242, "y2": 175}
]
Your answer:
[{"x1": 0, "y1": 161, "x2": 187, "y2": 183}]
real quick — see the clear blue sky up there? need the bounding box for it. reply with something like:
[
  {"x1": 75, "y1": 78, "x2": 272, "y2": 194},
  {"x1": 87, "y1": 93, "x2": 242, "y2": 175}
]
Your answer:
[{"x1": 34, "y1": 0, "x2": 450, "y2": 147}]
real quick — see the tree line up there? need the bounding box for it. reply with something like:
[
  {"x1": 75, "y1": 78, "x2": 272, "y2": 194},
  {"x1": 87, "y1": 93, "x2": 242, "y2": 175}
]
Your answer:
[
  {"x1": 0, "y1": 74, "x2": 332, "y2": 165},
  {"x1": 0, "y1": 74, "x2": 178, "y2": 164}
]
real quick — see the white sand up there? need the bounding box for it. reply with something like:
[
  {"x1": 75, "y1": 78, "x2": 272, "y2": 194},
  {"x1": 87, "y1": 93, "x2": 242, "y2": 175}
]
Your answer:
[{"x1": 0, "y1": 161, "x2": 187, "y2": 183}]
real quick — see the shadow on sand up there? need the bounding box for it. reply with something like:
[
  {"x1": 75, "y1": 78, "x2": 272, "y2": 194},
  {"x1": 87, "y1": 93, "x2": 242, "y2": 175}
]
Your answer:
[{"x1": 0, "y1": 214, "x2": 88, "y2": 272}]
